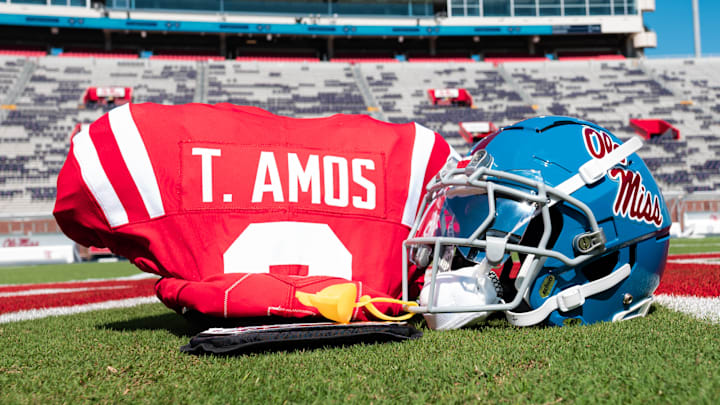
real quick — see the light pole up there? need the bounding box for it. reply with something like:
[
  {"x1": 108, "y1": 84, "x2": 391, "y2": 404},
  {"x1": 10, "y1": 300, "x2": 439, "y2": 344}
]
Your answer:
[{"x1": 692, "y1": 0, "x2": 701, "y2": 57}]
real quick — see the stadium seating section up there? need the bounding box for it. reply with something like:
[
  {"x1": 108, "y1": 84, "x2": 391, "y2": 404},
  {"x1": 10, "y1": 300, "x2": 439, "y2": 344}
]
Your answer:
[{"x1": 1, "y1": 55, "x2": 720, "y2": 216}]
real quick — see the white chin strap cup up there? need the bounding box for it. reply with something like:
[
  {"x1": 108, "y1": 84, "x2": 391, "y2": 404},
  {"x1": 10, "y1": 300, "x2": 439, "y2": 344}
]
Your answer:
[{"x1": 419, "y1": 262, "x2": 501, "y2": 330}]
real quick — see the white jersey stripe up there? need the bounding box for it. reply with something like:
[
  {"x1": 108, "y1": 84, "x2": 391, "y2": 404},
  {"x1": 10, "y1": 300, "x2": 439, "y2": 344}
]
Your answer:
[
  {"x1": 402, "y1": 123, "x2": 436, "y2": 227},
  {"x1": 72, "y1": 128, "x2": 129, "y2": 227},
  {"x1": 108, "y1": 104, "x2": 165, "y2": 219}
]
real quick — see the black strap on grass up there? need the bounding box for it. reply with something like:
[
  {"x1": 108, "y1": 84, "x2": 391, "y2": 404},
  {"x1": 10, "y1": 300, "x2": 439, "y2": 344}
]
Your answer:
[{"x1": 181, "y1": 321, "x2": 422, "y2": 355}]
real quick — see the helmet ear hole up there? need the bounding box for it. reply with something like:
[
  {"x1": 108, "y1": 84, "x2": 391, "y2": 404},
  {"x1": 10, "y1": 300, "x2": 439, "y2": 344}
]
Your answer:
[
  {"x1": 580, "y1": 251, "x2": 619, "y2": 281},
  {"x1": 518, "y1": 206, "x2": 563, "y2": 253}
]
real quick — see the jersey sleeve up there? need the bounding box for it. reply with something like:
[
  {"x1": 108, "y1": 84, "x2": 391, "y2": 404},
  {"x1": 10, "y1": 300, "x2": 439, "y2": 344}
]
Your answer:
[
  {"x1": 396, "y1": 124, "x2": 456, "y2": 297},
  {"x1": 54, "y1": 127, "x2": 113, "y2": 250},
  {"x1": 53, "y1": 106, "x2": 174, "y2": 277},
  {"x1": 399, "y1": 123, "x2": 456, "y2": 227}
]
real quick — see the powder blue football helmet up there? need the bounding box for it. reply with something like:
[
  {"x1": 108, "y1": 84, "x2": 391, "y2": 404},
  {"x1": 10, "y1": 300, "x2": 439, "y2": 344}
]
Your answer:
[{"x1": 402, "y1": 116, "x2": 671, "y2": 328}]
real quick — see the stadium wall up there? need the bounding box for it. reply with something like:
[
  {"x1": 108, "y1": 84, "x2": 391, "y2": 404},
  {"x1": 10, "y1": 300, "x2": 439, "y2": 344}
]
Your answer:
[
  {"x1": 666, "y1": 193, "x2": 720, "y2": 236},
  {"x1": 0, "y1": 1, "x2": 656, "y2": 59},
  {"x1": 0, "y1": 10, "x2": 643, "y2": 37},
  {"x1": 0, "y1": 217, "x2": 61, "y2": 235},
  {"x1": 0, "y1": 2, "x2": 651, "y2": 46},
  {"x1": 0, "y1": 217, "x2": 76, "y2": 266}
]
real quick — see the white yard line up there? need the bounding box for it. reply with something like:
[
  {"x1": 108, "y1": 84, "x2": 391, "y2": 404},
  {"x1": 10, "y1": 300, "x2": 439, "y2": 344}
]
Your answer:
[
  {"x1": 0, "y1": 272, "x2": 159, "y2": 288},
  {"x1": 0, "y1": 285, "x2": 130, "y2": 298},
  {"x1": 667, "y1": 259, "x2": 720, "y2": 264},
  {"x1": 655, "y1": 294, "x2": 720, "y2": 324},
  {"x1": 670, "y1": 243, "x2": 720, "y2": 247},
  {"x1": 0, "y1": 296, "x2": 159, "y2": 324},
  {"x1": 1, "y1": 293, "x2": 717, "y2": 325}
]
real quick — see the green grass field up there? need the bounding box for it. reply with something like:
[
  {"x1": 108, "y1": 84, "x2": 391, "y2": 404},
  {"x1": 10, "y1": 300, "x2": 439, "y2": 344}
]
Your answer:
[
  {"x1": 669, "y1": 236, "x2": 720, "y2": 255},
  {"x1": 1, "y1": 238, "x2": 719, "y2": 403},
  {"x1": 0, "y1": 261, "x2": 142, "y2": 285}
]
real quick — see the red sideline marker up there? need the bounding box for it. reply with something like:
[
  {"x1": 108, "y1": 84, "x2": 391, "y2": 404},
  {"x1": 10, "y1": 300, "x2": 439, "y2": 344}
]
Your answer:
[
  {"x1": 658, "y1": 253, "x2": 720, "y2": 297},
  {"x1": 0, "y1": 275, "x2": 159, "y2": 323},
  {"x1": 655, "y1": 253, "x2": 720, "y2": 324}
]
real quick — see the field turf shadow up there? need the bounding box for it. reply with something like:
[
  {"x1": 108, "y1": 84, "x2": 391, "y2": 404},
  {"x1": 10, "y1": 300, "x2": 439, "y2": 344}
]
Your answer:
[
  {"x1": 98, "y1": 311, "x2": 341, "y2": 339},
  {"x1": 100, "y1": 313, "x2": 206, "y2": 338}
]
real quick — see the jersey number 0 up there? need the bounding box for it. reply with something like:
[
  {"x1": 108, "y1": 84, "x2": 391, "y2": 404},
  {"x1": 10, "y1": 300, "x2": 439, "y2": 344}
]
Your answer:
[{"x1": 223, "y1": 222, "x2": 353, "y2": 280}]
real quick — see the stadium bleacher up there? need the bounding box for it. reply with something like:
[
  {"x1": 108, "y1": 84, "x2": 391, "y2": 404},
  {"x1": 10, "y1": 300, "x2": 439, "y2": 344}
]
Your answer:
[
  {"x1": 362, "y1": 62, "x2": 536, "y2": 150},
  {"x1": 1, "y1": 54, "x2": 720, "y2": 216},
  {"x1": 205, "y1": 61, "x2": 366, "y2": 117}
]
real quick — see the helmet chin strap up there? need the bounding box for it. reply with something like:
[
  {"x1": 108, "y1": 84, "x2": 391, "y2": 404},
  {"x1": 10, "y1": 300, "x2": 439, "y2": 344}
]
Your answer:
[{"x1": 505, "y1": 263, "x2": 632, "y2": 326}]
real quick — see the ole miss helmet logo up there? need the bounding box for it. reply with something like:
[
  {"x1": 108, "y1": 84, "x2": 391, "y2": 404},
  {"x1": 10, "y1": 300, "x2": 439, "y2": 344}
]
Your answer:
[
  {"x1": 607, "y1": 168, "x2": 664, "y2": 227},
  {"x1": 582, "y1": 126, "x2": 663, "y2": 228},
  {"x1": 582, "y1": 126, "x2": 628, "y2": 166}
]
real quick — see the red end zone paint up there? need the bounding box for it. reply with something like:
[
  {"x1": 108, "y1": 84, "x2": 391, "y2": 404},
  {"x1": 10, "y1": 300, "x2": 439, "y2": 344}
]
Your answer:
[
  {"x1": 666, "y1": 253, "x2": 720, "y2": 260},
  {"x1": 500, "y1": 254, "x2": 720, "y2": 298},
  {"x1": 1, "y1": 253, "x2": 717, "y2": 322},
  {"x1": 0, "y1": 278, "x2": 154, "y2": 293},
  {"x1": 656, "y1": 253, "x2": 720, "y2": 298},
  {"x1": 0, "y1": 278, "x2": 157, "y2": 314}
]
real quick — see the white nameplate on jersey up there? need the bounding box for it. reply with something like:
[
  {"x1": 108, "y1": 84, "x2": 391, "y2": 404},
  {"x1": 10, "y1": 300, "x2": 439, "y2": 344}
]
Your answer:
[{"x1": 181, "y1": 143, "x2": 386, "y2": 218}]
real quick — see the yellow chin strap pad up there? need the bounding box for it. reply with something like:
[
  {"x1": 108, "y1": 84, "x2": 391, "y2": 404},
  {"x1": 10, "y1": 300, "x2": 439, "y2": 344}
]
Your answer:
[{"x1": 295, "y1": 283, "x2": 417, "y2": 324}]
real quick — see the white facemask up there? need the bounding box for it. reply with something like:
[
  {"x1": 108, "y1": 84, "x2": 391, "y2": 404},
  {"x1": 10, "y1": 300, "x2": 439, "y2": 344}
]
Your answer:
[{"x1": 419, "y1": 260, "x2": 501, "y2": 330}]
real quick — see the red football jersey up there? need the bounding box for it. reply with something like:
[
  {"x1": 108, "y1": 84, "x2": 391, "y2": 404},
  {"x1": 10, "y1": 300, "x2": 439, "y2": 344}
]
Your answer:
[{"x1": 54, "y1": 103, "x2": 454, "y2": 321}]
